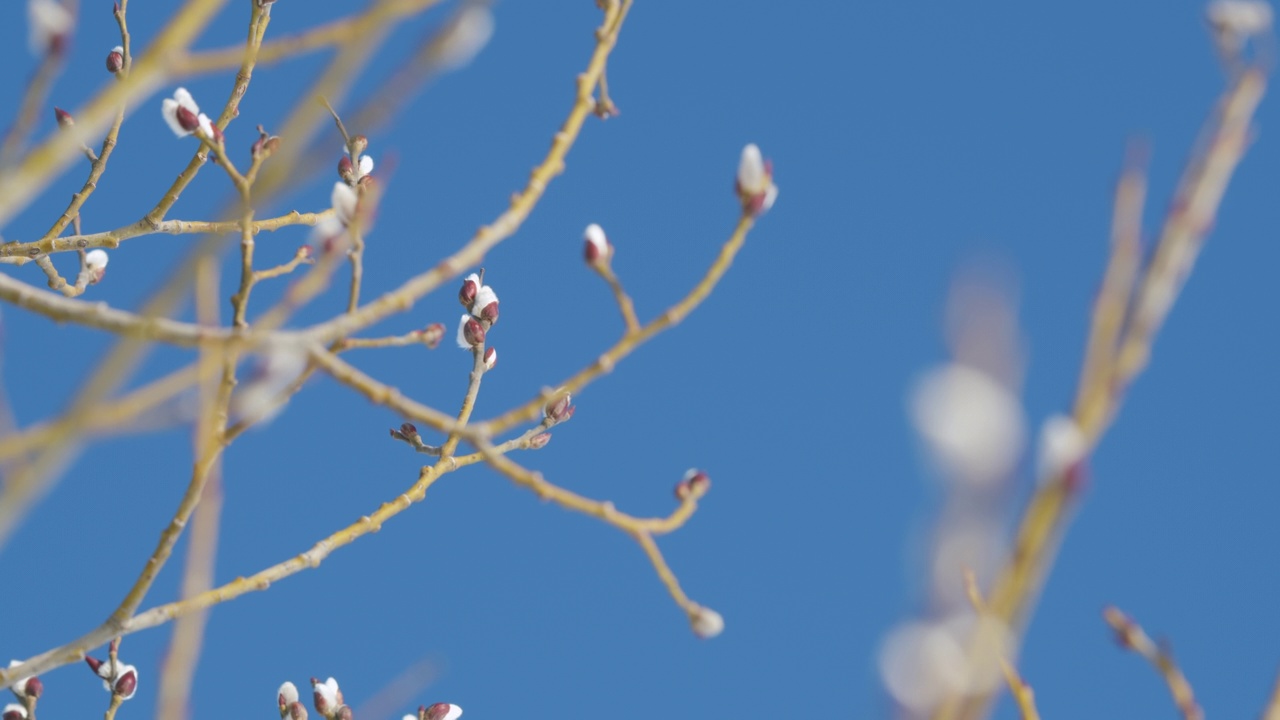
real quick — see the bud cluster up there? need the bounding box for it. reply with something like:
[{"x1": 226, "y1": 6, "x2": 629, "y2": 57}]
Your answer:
[
  {"x1": 338, "y1": 136, "x2": 375, "y2": 183},
  {"x1": 276, "y1": 679, "x2": 461, "y2": 720},
  {"x1": 456, "y1": 273, "x2": 501, "y2": 363},
  {"x1": 84, "y1": 652, "x2": 138, "y2": 700}
]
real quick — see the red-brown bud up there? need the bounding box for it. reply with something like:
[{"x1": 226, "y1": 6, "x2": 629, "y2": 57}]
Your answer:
[
  {"x1": 483, "y1": 346, "x2": 497, "y2": 370},
  {"x1": 350, "y1": 135, "x2": 369, "y2": 158},
  {"x1": 288, "y1": 702, "x2": 309, "y2": 720},
  {"x1": 23, "y1": 677, "x2": 43, "y2": 699},
  {"x1": 529, "y1": 432, "x2": 552, "y2": 449},
  {"x1": 421, "y1": 322, "x2": 445, "y2": 349},
  {"x1": 175, "y1": 105, "x2": 201, "y2": 133},
  {"x1": 462, "y1": 318, "x2": 485, "y2": 348},
  {"x1": 334, "y1": 706, "x2": 353, "y2": 720},
  {"x1": 84, "y1": 656, "x2": 104, "y2": 675},
  {"x1": 458, "y1": 276, "x2": 478, "y2": 307},
  {"x1": 544, "y1": 392, "x2": 574, "y2": 423},
  {"x1": 54, "y1": 107, "x2": 74, "y2": 129},
  {"x1": 478, "y1": 300, "x2": 499, "y2": 325},
  {"x1": 684, "y1": 469, "x2": 711, "y2": 496},
  {"x1": 337, "y1": 155, "x2": 355, "y2": 182},
  {"x1": 114, "y1": 668, "x2": 137, "y2": 698},
  {"x1": 106, "y1": 48, "x2": 124, "y2": 73},
  {"x1": 2, "y1": 705, "x2": 25, "y2": 720},
  {"x1": 424, "y1": 704, "x2": 456, "y2": 720}
]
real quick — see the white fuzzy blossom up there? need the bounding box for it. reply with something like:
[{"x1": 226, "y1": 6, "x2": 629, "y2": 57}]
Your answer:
[
  {"x1": 28, "y1": 0, "x2": 72, "y2": 56},
  {"x1": 278, "y1": 681, "x2": 300, "y2": 710},
  {"x1": 583, "y1": 223, "x2": 610, "y2": 262},
  {"x1": 313, "y1": 677, "x2": 341, "y2": 713},
  {"x1": 1207, "y1": 0, "x2": 1273, "y2": 35},
  {"x1": 232, "y1": 343, "x2": 309, "y2": 424},
  {"x1": 433, "y1": 5, "x2": 494, "y2": 70},
  {"x1": 910, "y1": 363, "x2": 1025, "y2": 487},
  {"x1": 471, "y1": 285, "x2": 498, "y2": 318},
  {"x1": 690, "y1": 606, "x2": 725, "y2": 639},
  {"x1": 358, "y1": 154, "x2": 374, "y2": 175},
  {"x1": 85, "y1": 249, "x2": 109, "y2": 271},
  {"x1": 455, "y1": 313, "x2": 475, "y2": 349},
  {"x1": 1037, "y1": 414, "x2": 1087, "y2": 481},
  {"x1": 736, "y1": 143, "x2": 778, "y2": 214},
  {"x1": 310, "y1": 182, "x2": 360, "y2": 248},
  {"x1": 878, "y1": 613, "x2": 1013, "y2": 713},
  {"x1": 6, "y1": 661, "x2": 31, "y2": 696},
  {"x1": 161, "y1": 88, "x2": 214, "y2": 138}
]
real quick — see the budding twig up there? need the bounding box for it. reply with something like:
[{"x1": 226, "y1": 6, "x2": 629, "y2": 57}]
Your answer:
[{"x1": 1104, "y1": 606, "x2": 1204, "y2": 720}]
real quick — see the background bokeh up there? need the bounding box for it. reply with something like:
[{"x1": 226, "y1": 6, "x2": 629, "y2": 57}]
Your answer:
[{"x1": 2, "y1": 1, "x2": 1278, "y2": 718}]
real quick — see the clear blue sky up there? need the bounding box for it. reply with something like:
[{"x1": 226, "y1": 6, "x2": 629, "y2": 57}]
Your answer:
[{"x1": 2, "y1": 2, "x2": 1279, "y2": 719}]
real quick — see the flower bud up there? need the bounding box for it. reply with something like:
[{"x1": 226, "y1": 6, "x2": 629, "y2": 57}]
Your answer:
[
  {"x1": 289, "y1": 702, "x2": 309, "y2": 720},
  {"x1": 483, "y1": 346, "x2": 497, "y2": 370},
  {"x1": 458, "y1": 273, "x2": 479, "y2": 308},
  {"x1": 2, "y1": 703, "x2": 26, "y2": 720},
  {"x1": 106, "y1": 46, "x2": 124, "y2": 73},
  {"x1": 350, "y1": 135, "x2": 369, "y2": 158},
  {"x1": 54, "y1": 107, "x2": 74, "y2": 129},
  {"x1": 528, "y1": 432, "x2": 551, "y2": 449},
  {"x1": 1037, "y1": 414, "x2": 1086, "y2": 482},
  {"x1": 471, "y1": 285, "x2": 499, "y2": 324},
  {"x1": 311, "y1": 677, "x2": 341, "y2": 717},
  {"x1": 735, "y1": 143, "x2": 778, "y2": 217},
  {"x1": 424, "y1": 703, "x2": 463, "y2": 720},
  {"x1": 682, "y1": 468, "x2": 711, "y2": 497},
  {"x1": 279, "y1": 681, "x2": 300, "y2": 717},
  {"x1": 458, "y1": 317, "x2": 485, "y2": 348},
  {"x1": 399, "y1": 422, "x2": 418, "y2": 439},
  {"x1": 85, "y1": 656, "x2": 108, "y2": 679},
  {"x1": 544, "y1": 392, "x2": 574, "y2": 423},
  {"x1": 338, "y1": 155, "x2": 355, "y2": 183},
  {"x1": 113, "y1": 666, "x2": 137, "y2": 699},
  {"x1": 690, "y1": 606, "x2": 725, "y2": 639},
  {"x1": 583, "y1": 223, "x2": 611, "y2": 265},
  {"x1": 21, "y1": 677, "x2": 42, "y2": 700},
  {"x1": 335, "y1": 706, "x2": 353, "y2": 720},
  {"x1": 85, "y1": 249, "x2": 109, "y2": 284},
  {"x1": 420, "y1": 322, "x2": 445, "y2": 349}
]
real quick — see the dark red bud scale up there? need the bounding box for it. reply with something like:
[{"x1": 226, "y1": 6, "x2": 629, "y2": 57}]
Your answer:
[
  {"x1": 479, "y1": 301, "x2": 499, "y2": 325},
  {"x1": 176, "y1": 106, "x2": 200, "y2": 133},
  {"x1": 458, "y1": 279, "x2": 477, "y2": 307},
  {"x1": 114, "y1": 670, "x2": 137, "y2": 698},
  {"x1": 106, "y1": 50, "x2": 123, "y2": 73},
  {"x1": 463, "y1": 318, "x2": 485, "y2": 347},
  {"x1": 424, "y1": 704, "x2": 453, "y2": 720},
  {"x1": 24, "y1": 676, "x2": 43, "y2": 699}
]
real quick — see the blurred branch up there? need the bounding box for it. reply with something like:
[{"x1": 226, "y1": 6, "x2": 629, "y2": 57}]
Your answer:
[
  {"x1": 934, "y1": 60, "x2": 1268, "y2": 720},
  {"x1": 1104, "y1": 606, "x2": 1203, "y2": 720}
]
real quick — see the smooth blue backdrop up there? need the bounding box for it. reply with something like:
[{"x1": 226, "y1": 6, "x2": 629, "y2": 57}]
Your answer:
[{"x1": 2, "y1": 2, "x2": 1278, "y2": 719}]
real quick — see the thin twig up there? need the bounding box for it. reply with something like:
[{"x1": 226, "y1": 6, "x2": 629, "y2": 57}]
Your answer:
[{"x1": 1104, "y1": 606, "x2": 1204, "y2": 720}]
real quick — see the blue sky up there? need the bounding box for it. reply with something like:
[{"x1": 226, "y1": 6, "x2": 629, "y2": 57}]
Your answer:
[{"x1": 2, "y1": 1, "x2": 1279, "y2": 719}]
